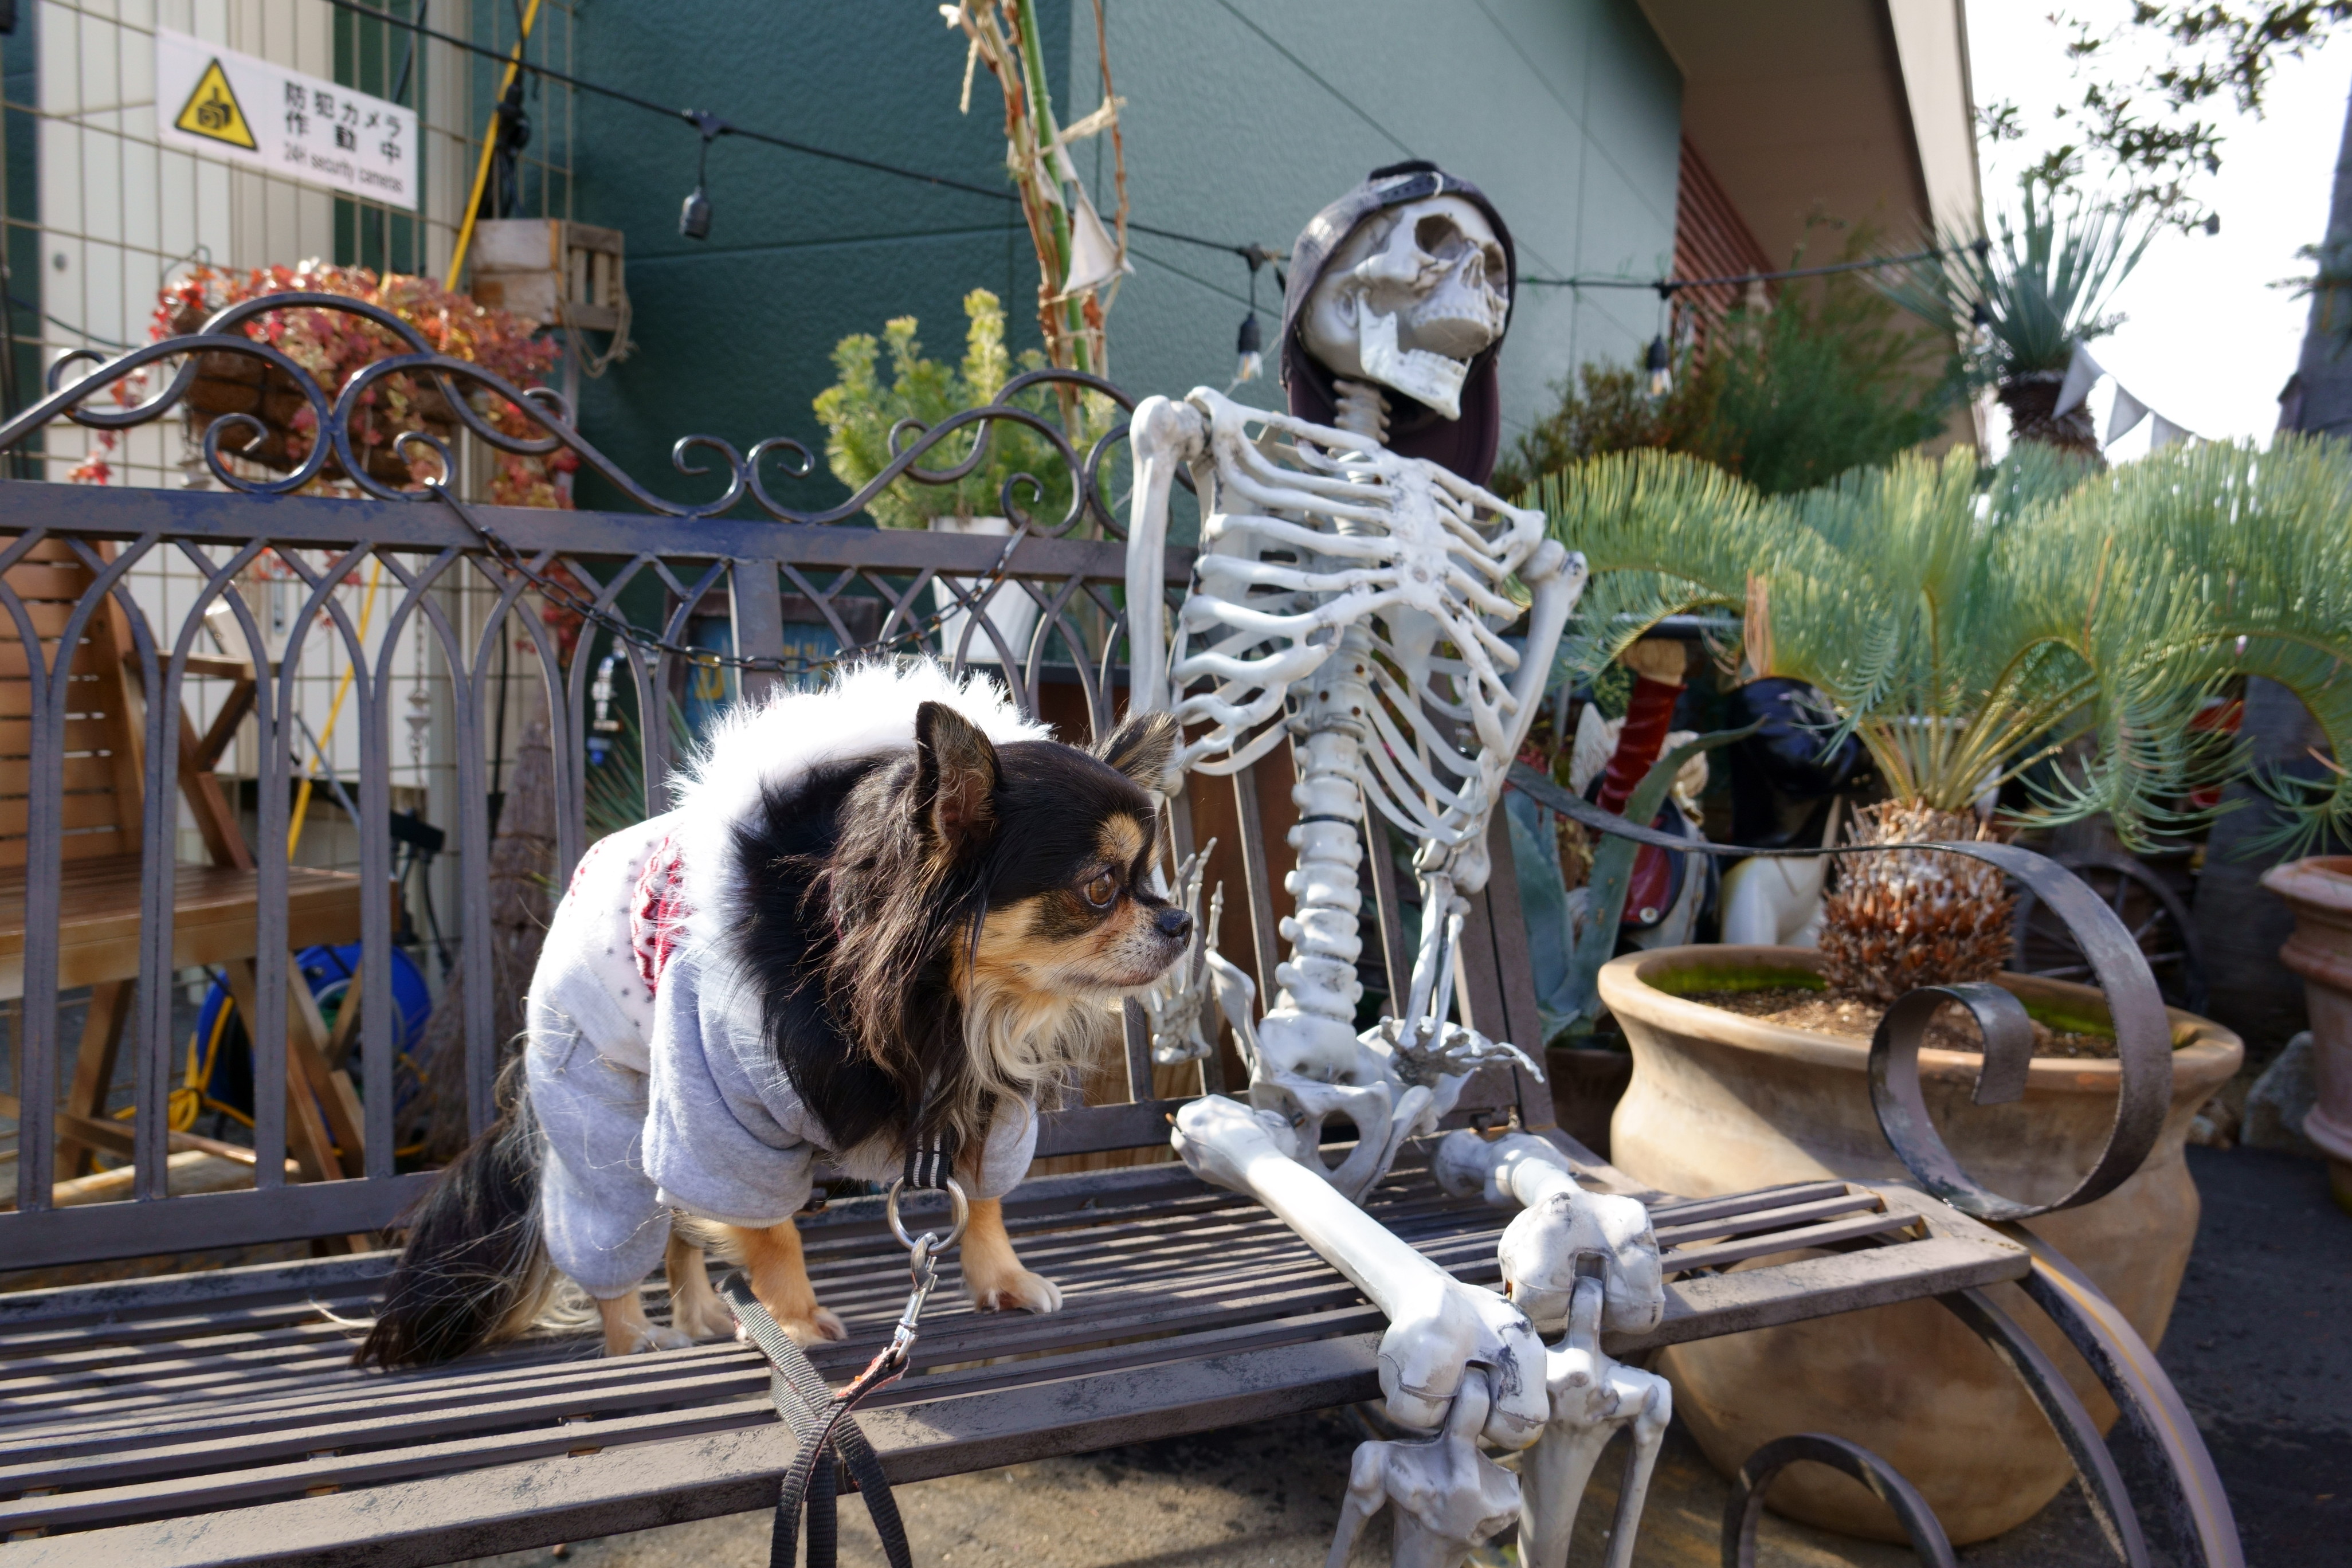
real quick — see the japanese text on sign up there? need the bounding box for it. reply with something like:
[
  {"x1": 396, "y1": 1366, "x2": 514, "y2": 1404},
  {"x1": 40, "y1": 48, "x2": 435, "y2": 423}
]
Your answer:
[{"x1": 156, "y1": 28, "x2": 419, "y2": 211}]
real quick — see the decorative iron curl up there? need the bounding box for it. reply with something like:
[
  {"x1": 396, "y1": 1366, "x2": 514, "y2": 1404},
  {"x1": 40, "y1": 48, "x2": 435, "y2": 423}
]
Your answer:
[
  {"x1": 430, "y1": 482, "x2": 1043, "y2": 686},
  {"x1": 1513, "y1": 761, "x2": 2174, "y2": 1221},
  {"x1": 0, "y1": 292, "x2": 1141, "y2": 537},
  {"x1": 1721, "y1": 1435, "x2": 1954, "y2": 1568}
]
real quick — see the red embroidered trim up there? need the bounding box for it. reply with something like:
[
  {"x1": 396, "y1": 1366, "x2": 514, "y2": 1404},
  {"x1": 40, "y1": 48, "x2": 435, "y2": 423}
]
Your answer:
[{"x1": 631, "y1": 833, "x2": 692, "y2": 997}]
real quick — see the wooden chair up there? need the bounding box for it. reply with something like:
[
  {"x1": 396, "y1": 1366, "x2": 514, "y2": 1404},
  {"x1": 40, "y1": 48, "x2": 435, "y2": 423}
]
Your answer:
[{"x1": 0, "y1": 539, "x2": 366, "y2": 1191}]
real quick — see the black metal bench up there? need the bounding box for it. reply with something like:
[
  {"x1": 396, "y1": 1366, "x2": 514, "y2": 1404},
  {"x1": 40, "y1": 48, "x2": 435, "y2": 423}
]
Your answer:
[
  {"x1": 0, "y1": 1138, "x2": 2043, "y2": 1565},
  {"x1": 0, "y1": 313, "x2": 2240, "y2": 1567}
]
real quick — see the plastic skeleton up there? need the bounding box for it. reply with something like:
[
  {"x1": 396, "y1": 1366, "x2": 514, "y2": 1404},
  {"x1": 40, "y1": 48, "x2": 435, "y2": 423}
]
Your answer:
[
  {"x1": 1170, "y1": 1100, "x2": 1672, "y2": 1568},
  {"x1": 1124, "y1": 386, "x2": 1585, "y2": 1198},
  {"x1": 1130, "y1": 181, "x2": 1666, "y2": 1566}
]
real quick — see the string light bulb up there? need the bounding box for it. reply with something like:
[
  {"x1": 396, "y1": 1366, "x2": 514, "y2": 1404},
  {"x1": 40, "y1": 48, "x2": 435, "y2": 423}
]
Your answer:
[
  {"x1": 1644, "y1": 334, "x2": 1672, "y2": 399},
  {"x1": 679, "y1": 110, "x2": 730, "y2": 242},
  {"x1": 1231, "y1": 244, "x2": 1275, "y2": 388},
  {"x1": 1234, "y1": 312, "x2": 1263, "y2": 386}
]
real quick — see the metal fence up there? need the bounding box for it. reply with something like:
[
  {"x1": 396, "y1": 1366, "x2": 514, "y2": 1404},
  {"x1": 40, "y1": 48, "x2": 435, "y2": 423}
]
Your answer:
[{"x1": 0, "y1": 291, "x2": 1184, "y2": 1269}]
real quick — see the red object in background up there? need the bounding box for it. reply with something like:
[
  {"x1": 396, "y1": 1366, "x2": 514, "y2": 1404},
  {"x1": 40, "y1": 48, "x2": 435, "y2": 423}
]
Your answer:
[
  {"x1": 1596, "y1": 676, "x2": 1682, "y2": 816},
  {"x1": 2189, "y1": 696, "x2": 2244, "y2": 811},
  {"x1": 1597, "y1": 675, "x2": 1685, "y2": 926}
]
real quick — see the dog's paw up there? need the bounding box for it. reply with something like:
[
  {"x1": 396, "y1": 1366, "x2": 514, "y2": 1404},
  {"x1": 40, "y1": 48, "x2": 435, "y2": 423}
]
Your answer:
[
  {"x1": 670, "y1": 1293, "x2": 736, "y2": 1341},
  {"x1": 970, "y1": 1269, "x2": 1064, "y2": 1315},
  {"x1": 610, "y1": 1323, "x2": 696, "y2": 1356},
  {"x1": 776, "y1": 1306, "x2": 848, "y2": 1347}
]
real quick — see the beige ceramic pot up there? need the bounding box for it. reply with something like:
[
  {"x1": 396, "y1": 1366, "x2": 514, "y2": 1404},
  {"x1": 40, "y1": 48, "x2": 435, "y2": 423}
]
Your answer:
[
  {"x1": 2260, "y1": 854, "x2": 2352, "y2": 1211},
  {"x1": 1599, "y1": 945, "x2": 2241, "y2": 1545}
]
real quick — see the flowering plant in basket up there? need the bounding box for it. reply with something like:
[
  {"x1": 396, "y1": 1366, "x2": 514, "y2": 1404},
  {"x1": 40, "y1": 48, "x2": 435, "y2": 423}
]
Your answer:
[{"x1": 75, "y1": 261, "x2": 572, "y2": 508}]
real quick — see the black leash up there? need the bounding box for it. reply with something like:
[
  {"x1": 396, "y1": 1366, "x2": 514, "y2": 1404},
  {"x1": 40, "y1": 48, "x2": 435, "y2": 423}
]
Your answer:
[{"x1": 725, "y1": 1131, "x2": 966, "y2": 1568}]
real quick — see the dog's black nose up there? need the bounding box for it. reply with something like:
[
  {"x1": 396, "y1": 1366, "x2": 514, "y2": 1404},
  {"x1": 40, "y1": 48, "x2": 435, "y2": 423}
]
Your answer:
[{"x1": 1155, "y1": 907, "x2": 1193, "y2": 942}]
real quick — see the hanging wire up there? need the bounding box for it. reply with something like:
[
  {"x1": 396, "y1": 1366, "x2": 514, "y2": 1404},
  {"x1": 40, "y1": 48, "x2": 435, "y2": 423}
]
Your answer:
[{"x1": 314, "y1": 0, "x2": 1263, "y2": 263}]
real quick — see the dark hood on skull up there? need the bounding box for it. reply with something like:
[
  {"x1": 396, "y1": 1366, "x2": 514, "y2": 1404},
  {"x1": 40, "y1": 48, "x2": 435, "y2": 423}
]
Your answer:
[{"x1": 1279, "y1": 160, "x2": 1518, "y2": 487}]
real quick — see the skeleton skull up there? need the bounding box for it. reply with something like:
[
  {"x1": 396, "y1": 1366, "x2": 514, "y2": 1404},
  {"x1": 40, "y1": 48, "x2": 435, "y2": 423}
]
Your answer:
[{"x1": 1299, "y1": 195, "x2": 1510, "y2": 420}]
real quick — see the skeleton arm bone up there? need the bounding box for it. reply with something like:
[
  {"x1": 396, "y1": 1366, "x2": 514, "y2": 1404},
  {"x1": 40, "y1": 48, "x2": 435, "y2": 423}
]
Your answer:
[
  {"x1": 1170, "y1": 1095, "x2": 1550, "y2": 1443},
  {"x1": 1124, "y1": 394, "x2": 1208, "y2": 725}
]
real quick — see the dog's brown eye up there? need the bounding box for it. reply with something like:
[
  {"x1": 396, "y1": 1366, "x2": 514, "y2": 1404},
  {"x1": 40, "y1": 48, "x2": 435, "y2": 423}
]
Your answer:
[{"x1": 1084, "y1": 871, "x2": 1118, "y2": 909}]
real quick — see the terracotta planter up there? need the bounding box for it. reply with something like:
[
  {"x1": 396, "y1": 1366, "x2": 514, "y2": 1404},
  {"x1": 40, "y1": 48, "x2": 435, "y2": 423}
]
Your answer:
[
  {"x1": 2260, "y1": 855, "x2": 2352, "y2": 1212},
  {"x1": 1598, "y1": 945, "x2": 2240, "y2": 1545}
]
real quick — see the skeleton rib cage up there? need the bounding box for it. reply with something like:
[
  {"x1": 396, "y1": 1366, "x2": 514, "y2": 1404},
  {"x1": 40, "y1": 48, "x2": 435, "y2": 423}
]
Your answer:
[{"x1": 1153, "y1": 387, "x2": 1574, "y2": 873}]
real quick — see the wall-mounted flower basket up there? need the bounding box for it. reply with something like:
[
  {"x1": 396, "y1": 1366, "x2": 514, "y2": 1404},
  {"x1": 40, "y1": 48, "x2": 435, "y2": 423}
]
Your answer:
[{"x1": 139, "y1": 262, "x2": 570, "y2": 505}]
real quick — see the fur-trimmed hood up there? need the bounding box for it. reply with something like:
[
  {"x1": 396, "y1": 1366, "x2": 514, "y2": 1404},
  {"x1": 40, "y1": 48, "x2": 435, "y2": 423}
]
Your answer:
[{"x1": 668, "y1": 660, "x2": 1051, "y2": 963}]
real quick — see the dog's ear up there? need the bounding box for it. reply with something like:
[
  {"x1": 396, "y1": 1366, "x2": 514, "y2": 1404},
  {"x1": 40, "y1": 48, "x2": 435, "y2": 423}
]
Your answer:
[
  {"x1": 1095, "y1": 709, "x2": 1179, "y2": 791},
  {"x1": 914, "y1": 701, "x2": 999, "y2": 862}
]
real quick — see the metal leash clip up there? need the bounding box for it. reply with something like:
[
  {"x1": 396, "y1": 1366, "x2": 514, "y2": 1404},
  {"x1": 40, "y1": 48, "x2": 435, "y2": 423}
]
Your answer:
[{"x1": 873, "y1": 1176, "x2": 967, "y2": 1375}]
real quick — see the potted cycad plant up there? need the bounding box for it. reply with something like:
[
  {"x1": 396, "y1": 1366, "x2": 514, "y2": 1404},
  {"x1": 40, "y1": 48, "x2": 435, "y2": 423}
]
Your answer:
[
  {"x1": 814, "y1": 289, "x2": 1111, "y2": 663},
  {"x1": 1535, "y1": 437, "x2": 2352, "y2": 1543}
]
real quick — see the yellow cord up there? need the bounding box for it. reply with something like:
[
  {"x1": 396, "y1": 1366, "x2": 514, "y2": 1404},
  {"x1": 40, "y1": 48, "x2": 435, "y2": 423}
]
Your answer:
[
  {"x1": 158, "y1": 989, "x2": 242, "y2": 1131},
  {"x1": 445, "y1": 0, "x2": 545, "y2": 289},
  {"x1": 288, "y1": 559, "x2": 385, "y2": 859}
]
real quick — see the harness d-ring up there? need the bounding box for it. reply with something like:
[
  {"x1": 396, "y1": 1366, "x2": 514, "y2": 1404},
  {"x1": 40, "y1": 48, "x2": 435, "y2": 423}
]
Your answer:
[{"x1": 884, "y1": 1175, "x2": 969, "y2": 1255}]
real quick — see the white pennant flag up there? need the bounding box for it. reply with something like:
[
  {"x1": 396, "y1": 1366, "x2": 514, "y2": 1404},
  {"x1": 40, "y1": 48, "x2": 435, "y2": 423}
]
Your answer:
[
  {"x1": 2106, "y1": 385, "x2": 2150, "y2": 445},
  {"x1": 2055, "y1": 342, "x2": 2104, "y2": 417},
  {"x1": 2150, "y1": 413, "x2": 2195, "y2": 449},
  {"x1": 1062, "y1": 182, "x2": 1130, "y2": 298}
]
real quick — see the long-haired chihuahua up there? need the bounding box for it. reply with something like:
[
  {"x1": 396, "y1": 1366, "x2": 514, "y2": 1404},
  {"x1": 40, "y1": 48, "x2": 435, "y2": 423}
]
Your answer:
[{"x1": 356, "y1": 661, "x2": 1187, "y2": 1367}]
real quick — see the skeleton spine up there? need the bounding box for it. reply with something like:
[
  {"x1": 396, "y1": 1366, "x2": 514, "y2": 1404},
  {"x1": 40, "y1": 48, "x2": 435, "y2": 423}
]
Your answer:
[
  {"x1": 1268, "y1": 625, "x2": 1379, "y2": 1036},
  {"x1": 1259, "y1": 385, "x2": 1395, "y2": 1048}
]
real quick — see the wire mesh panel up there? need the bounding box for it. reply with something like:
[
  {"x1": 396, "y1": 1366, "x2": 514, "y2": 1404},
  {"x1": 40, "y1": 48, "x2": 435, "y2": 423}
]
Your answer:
[
  {"x1": 0, "y1": 292, "x2": 1164, "y2": 1269},
  {"x1": 2, "y1": 0, "x2": 579, "y2": 487}
]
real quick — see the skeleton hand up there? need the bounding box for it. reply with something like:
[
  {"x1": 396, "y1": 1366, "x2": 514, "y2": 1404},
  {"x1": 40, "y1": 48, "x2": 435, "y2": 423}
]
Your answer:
[{"x1": 1140, "y1": 844, "x2": 1224, "y2": 1065}]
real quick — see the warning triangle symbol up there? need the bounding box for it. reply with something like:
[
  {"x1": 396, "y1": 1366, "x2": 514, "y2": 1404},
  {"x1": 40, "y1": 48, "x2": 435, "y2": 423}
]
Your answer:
[{"x1": 174, "y1": 60, "x2": 257, "y2": 150}]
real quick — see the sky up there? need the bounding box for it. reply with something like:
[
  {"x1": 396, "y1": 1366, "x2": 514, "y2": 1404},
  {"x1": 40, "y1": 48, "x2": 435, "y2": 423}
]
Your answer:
[{"x1": 1963, "y1": 1, "x2": 2350, "y2": 456}]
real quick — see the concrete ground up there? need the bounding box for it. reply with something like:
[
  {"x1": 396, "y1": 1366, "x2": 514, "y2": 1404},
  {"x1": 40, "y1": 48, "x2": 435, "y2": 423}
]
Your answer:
[{"x1": 449, "y1": 1146, "x2": 2348, "y2": 1568}]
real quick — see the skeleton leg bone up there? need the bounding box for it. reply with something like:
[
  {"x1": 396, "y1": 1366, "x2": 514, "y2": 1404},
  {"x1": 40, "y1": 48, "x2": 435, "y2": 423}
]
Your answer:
[
  {"x1": 1433, "y1": 1130, "x2": 1671, "y2": 1568},
  {"x1": 1171, "y1": 1096, "x2": 1549, "y2": 1439},
  {"x1": 1327, "y1": 1367, "x2": 1523, "y2": 1568}
]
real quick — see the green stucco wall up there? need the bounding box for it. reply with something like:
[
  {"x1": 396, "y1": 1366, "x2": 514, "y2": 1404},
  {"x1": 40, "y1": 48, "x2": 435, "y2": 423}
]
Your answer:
[{"x1": 564, "y1": 1, "x2": 1680, "y2": 512}]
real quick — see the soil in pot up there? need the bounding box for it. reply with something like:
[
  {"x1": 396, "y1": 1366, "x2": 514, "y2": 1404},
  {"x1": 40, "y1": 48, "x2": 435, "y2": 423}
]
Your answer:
[
  {"x1": 1602, "y1": 946, "x2": 2241, "y2": 1546},
  {"x1": 1681, "y1": 986, "x2": 2118, "y2": 1058}
]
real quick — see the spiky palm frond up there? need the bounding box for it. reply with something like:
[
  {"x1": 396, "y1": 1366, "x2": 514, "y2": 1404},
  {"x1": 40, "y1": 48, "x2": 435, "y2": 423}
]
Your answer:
[
  {"x1": 1538, "y1": 436, "x2": 2352, "y2": 852},
  {"x1": 1876, "y1": 182, "x2": 2155, "y2": 381},
  {"x1": 2076, "y1": 435, "x2": 2352, "y2": 854},
  {"x1": 1531, "y1": 449, "x2": 1812, "y2": 681}
]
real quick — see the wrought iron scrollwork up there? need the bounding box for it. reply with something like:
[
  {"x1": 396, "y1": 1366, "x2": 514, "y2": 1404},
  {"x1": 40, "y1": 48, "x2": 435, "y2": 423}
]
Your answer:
[
  {"x1": 0, "y1": 292, "x2": 1137, "y2": 538},
  {"x1": 1507, "y1": 762, "x2": 2175, "y2": 1221}
]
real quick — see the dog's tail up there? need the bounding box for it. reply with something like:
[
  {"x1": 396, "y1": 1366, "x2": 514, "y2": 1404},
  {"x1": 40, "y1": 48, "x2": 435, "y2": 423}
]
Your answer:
[{"x1": 352, "y1": 1057, "x2": 555, "y2": 1370}]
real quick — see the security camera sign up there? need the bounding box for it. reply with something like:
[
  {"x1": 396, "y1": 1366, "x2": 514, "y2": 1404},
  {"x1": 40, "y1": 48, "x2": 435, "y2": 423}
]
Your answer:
[{"x1": 155, "y1": 28, "x2": 418, "y2": 211}]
